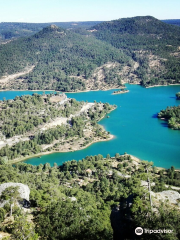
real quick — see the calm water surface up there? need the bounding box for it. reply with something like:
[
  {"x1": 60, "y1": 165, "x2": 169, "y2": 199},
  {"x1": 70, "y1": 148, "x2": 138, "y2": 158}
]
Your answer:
[{"x1": 1, "y1": 85, "x2": 180, "y2": 169}]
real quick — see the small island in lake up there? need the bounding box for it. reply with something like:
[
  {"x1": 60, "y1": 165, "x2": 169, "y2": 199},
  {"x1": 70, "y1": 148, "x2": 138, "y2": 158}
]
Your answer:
[
  {"x1": 158, "y1": 105, "x2": 180, "y2": 130},
  {"x1": 157, "y1": 92, "x2": 180, "y2": 130},
  {"x1": 176, "y1": 92, "x2": 180, "y2": 100},
  {"x1": 112, "y1": 89, "x2": 129, "y2": 95}
]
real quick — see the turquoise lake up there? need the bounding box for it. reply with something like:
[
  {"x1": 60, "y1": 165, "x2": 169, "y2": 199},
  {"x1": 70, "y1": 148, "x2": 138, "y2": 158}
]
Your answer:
[{"x1": 0, "y1": 85, "x2": 180, "y2": 169}]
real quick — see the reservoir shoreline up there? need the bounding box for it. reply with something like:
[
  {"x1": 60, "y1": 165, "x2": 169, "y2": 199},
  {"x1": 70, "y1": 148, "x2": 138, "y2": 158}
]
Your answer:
[
  {"x1": 9, "y1": 134, "x2": 115, "y2": 165},
  {"x1": 0, "y1": 84, "x2": 180, "y2": 169}
]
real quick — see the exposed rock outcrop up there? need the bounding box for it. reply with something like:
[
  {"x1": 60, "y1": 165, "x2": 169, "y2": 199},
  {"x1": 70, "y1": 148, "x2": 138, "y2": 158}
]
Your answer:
[
  {"x1": 151, "y1": 190, "x2": 180, "y2": 206},
  {"x1": 0, "y1": 182, "x2": 30, "y2": 208}
]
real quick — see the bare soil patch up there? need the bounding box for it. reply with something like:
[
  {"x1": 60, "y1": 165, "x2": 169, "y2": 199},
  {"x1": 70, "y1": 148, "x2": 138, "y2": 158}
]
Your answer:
[
  {"x1": 50, "y1": 95, "x2": 66, "y2": 103},
  {"x1": 0, "y1": 66, "x2": 35, "y2": 84}
]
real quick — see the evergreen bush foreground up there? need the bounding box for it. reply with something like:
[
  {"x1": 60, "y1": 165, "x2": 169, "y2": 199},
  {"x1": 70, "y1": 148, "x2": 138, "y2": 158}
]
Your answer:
[{"x1": 0, "y1": 155, "x2": 179, "y2": 239}]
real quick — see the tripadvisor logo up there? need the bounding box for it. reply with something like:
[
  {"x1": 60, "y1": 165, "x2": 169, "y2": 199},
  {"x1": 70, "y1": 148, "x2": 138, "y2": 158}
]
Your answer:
[
  {"x1": 135, "y1": 227, "x2": 173, "y2": 235},
  {"x1": 135, "y1": 227, "x2": 143, "y2": 235}
]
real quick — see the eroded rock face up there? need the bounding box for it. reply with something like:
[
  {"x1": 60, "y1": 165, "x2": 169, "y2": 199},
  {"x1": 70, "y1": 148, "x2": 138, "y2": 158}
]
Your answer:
[
  {"x1": 0, "y1": 182, "x2": 30, "y2": 208},
  {"x1": 151, "y1": 190, "x2": 180, "y2": 205}
]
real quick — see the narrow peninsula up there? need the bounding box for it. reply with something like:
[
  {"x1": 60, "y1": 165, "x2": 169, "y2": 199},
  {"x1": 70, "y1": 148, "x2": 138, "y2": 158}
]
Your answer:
[{"x1": 0, "y1": 93, "x2": 116, "y2": 164}]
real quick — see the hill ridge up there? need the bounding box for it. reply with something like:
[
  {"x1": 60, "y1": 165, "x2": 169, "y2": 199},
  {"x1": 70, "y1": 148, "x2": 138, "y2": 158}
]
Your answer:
[{"x1": 0, "y1": 15, "x2": 180, "y2": 90}]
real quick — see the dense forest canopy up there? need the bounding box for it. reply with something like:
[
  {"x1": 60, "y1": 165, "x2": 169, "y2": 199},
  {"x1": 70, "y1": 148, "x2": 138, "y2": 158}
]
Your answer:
[
  {"x1": 91, "y1": 16, "x2": 180, "y2": 87},
  {"x1": 157, "y1": 92, "x2": 180, "y2": 130},
  {"x1": 0, "y1": 24, "x2": 129, "y2": 91},
  {"x1": 0, "y1": 155, "x2": 180, "y2": 239},
  {"x1": 0, "y1": 93, "x2": 116, "y2": 163},
  {"x1": 158, "y1": 105, "x2": 180, "y2": 129},
  {"x1": 0, "y1": 16, "x2": 180, "y2": 90}
]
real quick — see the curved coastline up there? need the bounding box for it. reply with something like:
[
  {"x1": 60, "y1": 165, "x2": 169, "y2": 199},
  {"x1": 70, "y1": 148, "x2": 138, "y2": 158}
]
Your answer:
[
  {"x1": 10, "y1": 150, "x2": 174, "y2": 172},
  {"x1": 1, "y1": 83, "x2": 180, "y2": 93},
  {"x1": 128, "y1": 154, "x2": 179, "y2": 171},
  {"x1": 0, "y1": 87, "x2": 122, "y2": 94},
  {"x1": 146, "y1": 83, "x2": 180, "y2": 88},
  {"x1": 2, "y1": 84, "x2": 180, "y2": 169},
  {"x1": 9, "y1": 134, "x2": 115, "y2": 164},
  {"x1": 5, "y1": 101, "x2": 117, "y2": 165}
]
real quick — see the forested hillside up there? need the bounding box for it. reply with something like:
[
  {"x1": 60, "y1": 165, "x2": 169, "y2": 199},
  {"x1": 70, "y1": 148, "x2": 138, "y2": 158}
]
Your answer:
[
  {"x1": 162, "y1": 19, "x2": 180, "y2": 27},
  {"x1": 1, "y1": 16, "x2": 180, "y2": 91},
  {"x1": 0, "y1": 25, "x2": 129, "y2": 91},
  {"x1": 91, "y1": 16, "x2": 180, "y2": 87}
]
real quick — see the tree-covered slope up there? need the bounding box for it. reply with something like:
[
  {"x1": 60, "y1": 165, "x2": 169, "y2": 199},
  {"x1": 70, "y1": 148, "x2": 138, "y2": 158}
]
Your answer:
[
  {"x1": 158, "y1": 105, "x2": 180, "y2": 129},
  {"x1": 91, "y1": 16, "x2": 180, "y2": 87},
  {"x1": 0, "y1": 93, "x2": 116, "y2": 162},
  {"x1": 0, "y1": 25, "x2": 129, "y2": 91},
  {"x1": 91, "y1": 16, "x2": 180, "y2": 51},
  {"x1": 1, "y1": 16, "x2": 180, "y2": 90}
]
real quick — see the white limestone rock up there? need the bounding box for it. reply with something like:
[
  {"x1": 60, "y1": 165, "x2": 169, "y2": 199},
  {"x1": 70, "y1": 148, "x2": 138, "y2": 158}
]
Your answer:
[
  {"x1": 151, "y1": 190, "x2": 180, "y2": 205},
  {"x1": 116, "y1": 171, "x2": 131, "y2": 178},
  {"x1": 141, "y1": 180, "x2": 155, "y2": 187},
  {"x1": 69, "y1": 197, "x2": 77, "y2": 202},
  {"x1": 0, "y1": 182, "x2": 30, "y2": 208}
]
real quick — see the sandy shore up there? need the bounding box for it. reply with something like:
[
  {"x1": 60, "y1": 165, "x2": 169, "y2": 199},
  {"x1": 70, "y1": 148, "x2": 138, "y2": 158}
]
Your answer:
[
  {"x1": 10, "y1": 145, "x2": 180, "y2": 172},
  {"x1": 129, "y1": 154, "x2": 141, "y2": 163},
  {"x1": 0, "y1": 86, "x2": 125, "y2": 94},
  {"x1": 9, "y1": 134, "x2": 115, "y2": 164},
  {"x1": 128, "y1": 154, "x2": 180, "y2": 171},
  {"x1": 0, "y1": 89, "x2": 56, "y2": 92},
  {"x1": 0, "y1": 80, "x2": 179, "y2": 93},
  {"x1": 1, "y1": 83, "x2": 179, "y2": 93},
  {"x1": 146, "y1": 83, "x2": 180, "y2": 88}
]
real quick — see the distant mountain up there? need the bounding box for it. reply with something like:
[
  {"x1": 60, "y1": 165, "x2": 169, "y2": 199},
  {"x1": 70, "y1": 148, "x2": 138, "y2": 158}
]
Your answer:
[
  {"x1": 90, "y1": 16, "x2": 180, "y2": 87},
  {"x1": 0, "y1": 21, "x2": 102, "y2": 43},
  {"x1": 1, "y1": 16, "x2": 180, "y2": 90},
  {"x1": 162, "y1": 19, "x2": 180, "y2": 27},
  {"x1": 0, "y1": 24, "x2": 129, "y2": 91},
  {"x1": 1, "y1": 19, "x2": 179, "y2": 44}
]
